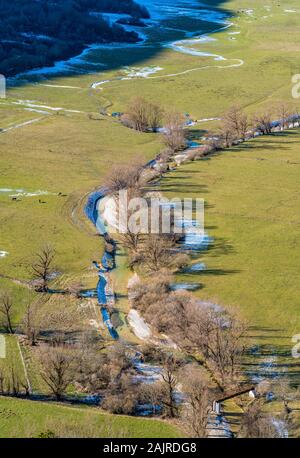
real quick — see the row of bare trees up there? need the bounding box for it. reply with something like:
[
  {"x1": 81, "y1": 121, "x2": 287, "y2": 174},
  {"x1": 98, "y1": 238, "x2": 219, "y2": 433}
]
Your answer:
[
  {"x1": 0, "y1": 245, "x2": 58, "y2": 334},
  {"x1": 0, "y1": 292, "x2": 14, "y2": 333},
  {"x1": 238, "y1": 378, "x2": 300, "y2": 438},
  {"x1": 1, "y1": 316, "x2": 294, "y2": 438},
  {"x1": 138, "y1": 341, "x2": 297, "y2": 438},
  {"x1": 36, "y1": 338, "x2": 183, "y2": 419},
  {"x1": 35, "y1": 337, "x2": 211, "y2": 430},
  {"x1": 2, "y1": 277, "x2": 214, "y2": 426},
  {"x1": 103, "y1": 161, "x2": 190, "y2": 273},
  {"x1": 0, "y1": 366, "x2": 29, "y2": 397},
  {"x1": 207, "y1": 103, "x2": 299, "y2": 151},
  {"x1": 98, "y1": 131, "x2": 298, "y2": 437},
  {"x1": 101, "y1": 161, "x2": 218, "y2": 431},
  {"x1": 130, "y1": 278, "x2": 246, "y2": 388},
  {"x1": 0, "y1": 289, "x2": 83, "y2": 343},
  {"x1": 141, "y1": 357, "x2": 212, "y2": 436},
  {"x1": 120, "y1": 98, "x2": 300, "y2": 164},
  {"x1": 127, "y1": 235, "x2": 189, "y2": 273}
]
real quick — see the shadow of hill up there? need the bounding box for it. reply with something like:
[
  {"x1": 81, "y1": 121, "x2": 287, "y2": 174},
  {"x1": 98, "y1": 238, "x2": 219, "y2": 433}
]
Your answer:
[{"x1": 7, "y1": 0, "x2": 233, "y2": 88}]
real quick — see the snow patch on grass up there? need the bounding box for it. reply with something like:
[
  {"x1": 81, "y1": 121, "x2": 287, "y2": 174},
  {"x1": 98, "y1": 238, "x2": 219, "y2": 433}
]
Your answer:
[
  {"x1": 128, "y1": 309, "x2": 152, "y2": 340},
  {"x1": 10, "y1": 190, "x2": 55, "y2": 198}
]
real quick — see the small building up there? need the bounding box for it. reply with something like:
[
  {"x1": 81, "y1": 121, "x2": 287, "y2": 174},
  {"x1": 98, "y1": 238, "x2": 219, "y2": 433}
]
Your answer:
[{"x1": 213, "y1": 386, "x2": 257, "y2": 414}]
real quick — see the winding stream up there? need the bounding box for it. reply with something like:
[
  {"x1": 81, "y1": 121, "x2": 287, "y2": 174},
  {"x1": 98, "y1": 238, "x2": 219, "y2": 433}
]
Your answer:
[
  {"x1": 4, "y1": 0, "x2": 293, "y2": 434},
  {"x1": 84, "y1": 189, "x2": 119, "y2": 339},
  {"x1": 9, "y1": 0, "x2": 242, "y2": 87}
]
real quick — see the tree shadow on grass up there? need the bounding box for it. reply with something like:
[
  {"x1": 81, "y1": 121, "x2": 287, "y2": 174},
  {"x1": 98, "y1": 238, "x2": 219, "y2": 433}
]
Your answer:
[
  {"x1": 185, "y1": 267, "x2": 240, "y2": 276},
  {"x1": 159, "y1": 173, "x2": 209, "y2": 195},
  {"x1": 233, "y1": 142, "x2": 290, "y2": 153},
  {"x1": 206, "y1": 236, "x2": 235, "y2": 257},
  {"x1": 243, "y1": 334, "x2": 300, "y2": 385}
]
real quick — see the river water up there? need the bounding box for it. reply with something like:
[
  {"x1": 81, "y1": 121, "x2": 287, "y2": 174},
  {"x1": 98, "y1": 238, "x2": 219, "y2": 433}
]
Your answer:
[{"x1": 9, "y1": 0, "x2": 234, "y2": 84}]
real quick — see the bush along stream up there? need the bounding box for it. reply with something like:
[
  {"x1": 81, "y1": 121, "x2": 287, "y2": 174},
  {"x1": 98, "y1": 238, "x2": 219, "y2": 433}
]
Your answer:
[
  {"x1": 83, "y1": 169, "x2": 191, "y2": 417},
  {"x1": 82, "y1": 105, "x2": 300, "y2": 426}
]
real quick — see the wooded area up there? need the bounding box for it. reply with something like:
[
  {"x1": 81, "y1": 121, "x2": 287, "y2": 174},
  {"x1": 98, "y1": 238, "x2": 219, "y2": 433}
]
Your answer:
[{"x1": 0, "y1": 0, "x2": 149, "y2": 76}]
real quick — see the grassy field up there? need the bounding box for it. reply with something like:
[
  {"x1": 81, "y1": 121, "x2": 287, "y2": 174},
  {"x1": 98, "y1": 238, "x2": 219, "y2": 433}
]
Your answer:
[
  {"x1": 0, "y1": 112, "x2": 161, "y2": 321},
  {"x1": 1, "y1": 0, "x2": 300, "y2": 436},
  {"x1": 1, "y1": 0, "x2": 300, "y2": 296},
  {"x1": 0, "y1": 396, "x2": 183, "y2": 438},
  {"x1": 160, "y1": 130, "x2": 300, "y2": 382},
  {"x1": 65, "y1": 0, "x2": 300, "y2": 118}
]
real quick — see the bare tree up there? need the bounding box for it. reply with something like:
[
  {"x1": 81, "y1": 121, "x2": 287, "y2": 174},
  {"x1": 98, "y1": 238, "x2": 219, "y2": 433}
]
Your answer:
[
  {"x1": 104, "y1": 162, "x2": 145, "y2": 194},
  {"x1": 158, "y1": 148, "x2": 174, "y2": 164},
  {"x1": 160, "y1": 354, "x2": 179, "y2": 418},
  {"x1": 158, "y1": 296, "x2": 247, "y2": 387},
  {"x1": 0, "y1": 368, "x2": 4, "y2": 394},
  {"x1": 129, "y1": 273, "x2": 172, "y2": 322},
  {"x1": 239, "y1": 399, "x2": 279, "y2": 438},
  {"x1": 139, "y1": 235, "x2": 172, "y2": 273},
  {"x1": 121, "y1": 229, "x2": 141, "y2": 251},
  {"x1": 75, "y1": 340, "x2": 110, "y2": 393},
  {"x1": 219, "y1": 124, "x2": 236, "y2": 148},
  {"x1": 149, "y1": 290, "x2": 193, "y2": 345},
  {"x1": 137, "y1": 234, "x2": 187, "y2": 273},
  {"x1": 223, "y1": 106, "x2": 249, "y2": 140},
  {"x1": 254, "y1": 112, "x2": 273, "y2": 135},
  {"x1": 99, "y1": 343, "x2": 137, "y2": 414},
  {"x1": 147, "y1": 102, "x2": 163, "y2": 132},
  {"x1": 31, "y1": 244, "x2": 56, "y2": 292},
  {"x1": 22, "y1": 303, "x2": 39, "y2": 346},
  {"x1": 122, "y1": 97, "x2": 149, "y2": 132},
  {"x1": 102, "y1": 373, "x2": 138, "y2": 415},
  {"x1": 181, "y1": 366, "x2": 212, "y2": 437},
  {"x1": 38, "y1": 345, "x2": 77, "y2": 400},
  {"x1": 163, "y1": 110, "x2": 186, "y2": 152},
  {"x1": 0, "y1": 291, "x2": 14, "y2": 333},
  {"x1": 239, "y1": 115, "x2": 251, "y2": 140},
  {"x1": 291, "y1": 108, "x2": 300, "y2": 127},
  {"x1": 205, "y1": 134, "x2": 223, "y2": 151},
  {"x1": 117, "y1": 200, "x2": 144, "y2": 257},
  {"x1": 278, "y1": 104, "x2": 291, "y2": 130},
  {"x1": 190, "y1": 307, "x2": 246, "y2": 386},
  {"x1": 273, "y1": 377, "x2": 294, "y2": 418},
  {"x1": 10, "y1": 366, "x2": 21, "y2": 396},
  {"x1": 139, "y1": 382, "x2": 165, "y2": 415},
  {"x1": 21, "y1": 298, "x2": 44, "y2": 346},
  {"x1": 122, "y1": 97, "x2": 163, "y2": 132}
]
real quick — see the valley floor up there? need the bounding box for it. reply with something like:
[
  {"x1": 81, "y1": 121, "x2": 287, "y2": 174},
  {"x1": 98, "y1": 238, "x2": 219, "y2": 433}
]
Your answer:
[{"x1": 0, "y1": 0, "x2": 300, "y2": 437}]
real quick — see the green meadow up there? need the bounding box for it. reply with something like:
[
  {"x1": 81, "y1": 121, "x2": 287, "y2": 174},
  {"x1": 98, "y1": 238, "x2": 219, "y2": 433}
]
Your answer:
[
  {"x1": 160, "y1": 130, "x2": 300, "y2": 380},
  {"x1": 1, "y1": 0, "x2": 300, "y2": 309},
  {"x1": 0, "y1": 0, "x2": 300, "y2": 436},
  {"x1": 0, "y1": 396, "x2": 182, "y2": 438}
]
